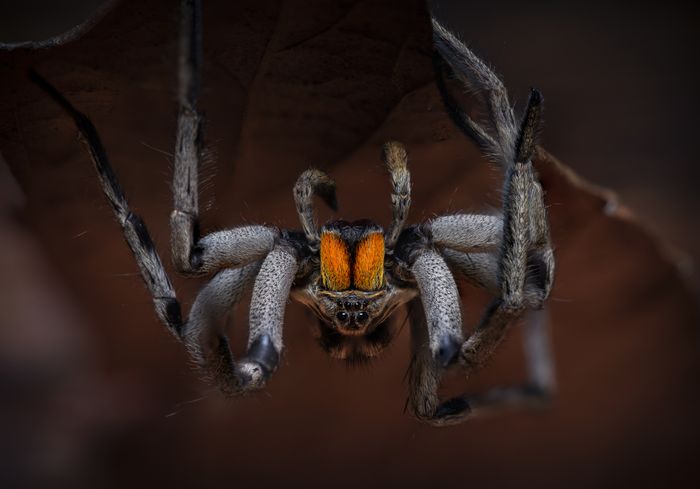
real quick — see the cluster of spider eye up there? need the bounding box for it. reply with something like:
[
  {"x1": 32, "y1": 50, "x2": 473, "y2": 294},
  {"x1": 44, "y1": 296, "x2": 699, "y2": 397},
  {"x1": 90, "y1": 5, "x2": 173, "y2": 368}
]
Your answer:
[
  {"x1": 32, "y1": 0, "x2": 555, "y2": 426},
  {"x1": 334, "y1": 300, "x2": 370, "y2": 326}
]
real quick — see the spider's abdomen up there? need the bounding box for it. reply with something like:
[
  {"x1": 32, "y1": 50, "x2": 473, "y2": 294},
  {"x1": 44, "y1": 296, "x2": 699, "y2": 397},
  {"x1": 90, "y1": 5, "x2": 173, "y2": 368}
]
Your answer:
[{"x1": 320, "y1": 220, "x2": 385, "y2": 292}]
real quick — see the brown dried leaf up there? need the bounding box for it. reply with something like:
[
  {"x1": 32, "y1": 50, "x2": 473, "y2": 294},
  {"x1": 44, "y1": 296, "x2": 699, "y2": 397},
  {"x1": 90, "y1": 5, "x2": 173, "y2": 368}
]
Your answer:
[{"x1": 0, "y1": 0, "x2": 697, "y2": 487}]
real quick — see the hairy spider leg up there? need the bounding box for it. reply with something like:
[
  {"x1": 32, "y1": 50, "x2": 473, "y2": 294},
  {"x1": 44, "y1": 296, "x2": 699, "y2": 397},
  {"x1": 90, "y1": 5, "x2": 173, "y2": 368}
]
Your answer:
[
  {"x1": 294, "y1": 169, "x2": 339, "y2": 246},
  {"x1": 170, "y1": 0, "x2": 203, "y2": 274},
  {"x1": 29, "y1": 69, "x2": 184, "y2": 339},
  {"x1": 411, "y1": 249, "x2": 464, "y2": 367},
  {"x1": 382, "y1": 141, "x2": 411, "y2": 248},
  {"x1": 404, "y1": 21, "x2": 555, "y2": 426},
  {"x1": 433, "y1": 19, "x2": 515, "y2": 167},
  {"x1": 31, "y1": 0, "x2": 297, "y2": 396},
  {"x1": 458, "y1": 90, "x2": 555, "y2": 372}
]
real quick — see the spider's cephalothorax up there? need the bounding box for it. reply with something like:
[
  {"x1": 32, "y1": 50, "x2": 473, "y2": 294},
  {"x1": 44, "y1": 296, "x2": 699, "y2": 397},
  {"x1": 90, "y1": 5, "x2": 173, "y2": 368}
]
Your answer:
[
  {"x1": 295, "y1": 220, "x2": 416, "y2": 361},
  {"x1": 34, "y1": 0, "x2": 556, "y2": 426},
  {"x1": 287, "y1": 142, "x2": 416, "y2": 361}
]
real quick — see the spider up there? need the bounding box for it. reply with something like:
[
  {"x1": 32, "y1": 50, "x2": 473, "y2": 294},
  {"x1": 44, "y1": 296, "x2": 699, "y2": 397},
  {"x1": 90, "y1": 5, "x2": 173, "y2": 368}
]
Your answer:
[{"x1": 30, "y1": 1, "x2": 555, "y2": 426}]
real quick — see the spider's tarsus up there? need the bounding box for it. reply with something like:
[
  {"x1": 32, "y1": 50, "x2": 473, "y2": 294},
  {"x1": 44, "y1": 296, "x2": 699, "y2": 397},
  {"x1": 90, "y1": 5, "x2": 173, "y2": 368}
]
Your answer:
[
  {"x1": 382, "y1": 141, "x2": 412, "y2": 248},
  {"x1": 293, "y1": 169, "x2": 339, "y2": 242},
  {"x1": 436, "y1": 334, "x2": 461, "y2": 368},
  {"x1": 528, "y1": 87, "x2": 543, "y2": 105},
  {"x1": 189, "y1": 245, "x2": 204, "y2": 270},
  {"x1": 435, "y1": 397, "x2": 470, "y2": 419},
  {"x1": 381, "y1": 141, "x2": 407, "y2": 172},
  {"x1": 318, "y1": 184, "x2": 339, "y2": 212},
  {"x1": 247, "y1": 334, "x2": 280, "y2": 378},
  {"x1": 514, "y1": 87, "x2": 544, "y2": 164}
]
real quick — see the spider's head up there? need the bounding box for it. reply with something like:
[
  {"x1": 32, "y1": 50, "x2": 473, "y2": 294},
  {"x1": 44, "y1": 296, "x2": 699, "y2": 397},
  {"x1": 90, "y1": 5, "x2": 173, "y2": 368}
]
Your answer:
[{"x1": 297, "y1": 221, "x2": 413, "y2": 362}]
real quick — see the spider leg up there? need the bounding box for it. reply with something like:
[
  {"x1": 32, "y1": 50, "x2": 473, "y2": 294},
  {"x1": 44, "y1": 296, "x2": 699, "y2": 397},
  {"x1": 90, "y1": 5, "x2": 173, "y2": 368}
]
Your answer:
[
  {"x1": 182, "y1": 262, "x2": 262, "y2": 394},
  {"x1": 407, "y1": 298, "x2": 441, "y2": 419},
  {"x1": 382, "y1": 141, "x2": 411, "y2": 248},
  {"x1": 408, "y1": 300, "x2": 555, "y2": 425},
  {"x1": 423, "y1": 214, "x2": 511, "y2": 309},
  {"x1": 408, "y1": 164, "x2": 547, "y2": 425},
  {"x1": 31, "y1": 0, "x2": 299, "y2": 398},
  {"x1": 29, "y1": 71, "x2": 279, "y2": 330},
  {"x1": 170, "y1": 0, "x2": 203, "y2": 273},
  {"x1": 441, "y1": 249, "x2": 499, "y2": 291},
  {"x1": 194, "y1": 226, "x2": 278, "y2": 273},
  {"x1": 183, "y1": 244, "x2": 298, "y2": 395},
  {"x1": 436, "y1": 125, "x2": 551, "y2": 424},
  {"x1": 408, "y1": 166, "x2": 555, "y2": 425},
  {"x1": 427, "y1": 214, "x2": 502, "y2": 253},
  {"x1": 247, "y1": 244, "x2": 298, "y2": 376},
  {"x1": 29, "y1": 70, "x2": 184, "y2": 338},
  {"x1": 31, "y1": 73, "x2": 294, "y2": 393},
  {"x1": 427, "y1": 159, "x2": 535, "y2": 364},
  {"x1": 524, "y1": 161, "x2": 555, "y2": 306},
  {"x1": 432, "y1": 19, "x2": 517, "y2": 167},
  {"x1": 410, "y1": 249, "x2": 463, "y2": 367},
  {"x1": 442, "y1": 248, "x2": 550, "y2": 309},
  {"x1": 432, "y1": 19, "x2": 552, "y2": 296},
  {"x1": 168, "y1": 0, "x2": 281, "y2": 275},
  {"x1": 432, "y1": 53, "x2": 497, "y2": 157},
  {"x1": 407, "y1": 23, "x2": 556, "y2": 423},
  {"x1": 293, "y1": 169, "x2": 338, "y2": 245}
]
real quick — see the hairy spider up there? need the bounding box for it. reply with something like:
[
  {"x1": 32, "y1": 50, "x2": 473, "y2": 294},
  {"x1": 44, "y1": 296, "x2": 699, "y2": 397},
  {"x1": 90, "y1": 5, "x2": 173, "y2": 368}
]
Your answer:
[{"x1": 31, "y1": 1, "x2": 555, "y2": 426}]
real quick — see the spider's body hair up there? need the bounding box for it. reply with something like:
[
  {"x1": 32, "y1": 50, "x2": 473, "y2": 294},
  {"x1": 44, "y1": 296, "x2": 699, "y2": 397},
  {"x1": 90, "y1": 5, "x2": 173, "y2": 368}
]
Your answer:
[
  {"x1": 294, "y1": 221, "x2": 416, "y2": 344},
  {"x1": 32, "y1": 0, "x2": 556, "y2": 425},
  {"x1": 320, "y1": 220, "x2": 385, "y2": 292}
]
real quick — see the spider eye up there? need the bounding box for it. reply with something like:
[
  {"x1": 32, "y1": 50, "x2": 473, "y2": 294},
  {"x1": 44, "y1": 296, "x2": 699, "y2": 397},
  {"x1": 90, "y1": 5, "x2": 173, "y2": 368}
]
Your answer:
[
  {"x1": 336, "y1": 311, "x2": 349, "y2": 322},
  {"x1": 356, "y1": 311, "x2": 369, "y2": 323}
]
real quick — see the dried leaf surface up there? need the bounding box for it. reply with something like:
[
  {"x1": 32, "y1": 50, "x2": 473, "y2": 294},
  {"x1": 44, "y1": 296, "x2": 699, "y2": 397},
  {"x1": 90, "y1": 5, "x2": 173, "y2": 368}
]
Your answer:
[{"x1": 0, "y1": 0, "x2": 697, "y2": 487}]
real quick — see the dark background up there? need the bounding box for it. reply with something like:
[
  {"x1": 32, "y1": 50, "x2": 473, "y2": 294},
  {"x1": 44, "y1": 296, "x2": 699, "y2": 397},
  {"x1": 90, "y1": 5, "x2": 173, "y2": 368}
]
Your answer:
[{"x1": 1, "y1": 1, "x2": 698, "y2": 488}]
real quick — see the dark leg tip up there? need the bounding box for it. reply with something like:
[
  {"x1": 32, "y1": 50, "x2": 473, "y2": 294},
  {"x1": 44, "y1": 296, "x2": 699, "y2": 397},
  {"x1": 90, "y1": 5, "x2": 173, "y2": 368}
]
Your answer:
[
  {"x1": 435, "y1": 397, "x2": 470, "y2": 418},
  {"x1": 528, "y1": 87, "x2": 543, "y2": 105},
  {"x1": 436, "y1": 335, "x2": 461, "y2": 368},
  {"x1": 189, "y1": 246, "x2": 204, "y2": 270},
  {"x1": 246, "y1": 335, "x2": 279, "y2": 379}
]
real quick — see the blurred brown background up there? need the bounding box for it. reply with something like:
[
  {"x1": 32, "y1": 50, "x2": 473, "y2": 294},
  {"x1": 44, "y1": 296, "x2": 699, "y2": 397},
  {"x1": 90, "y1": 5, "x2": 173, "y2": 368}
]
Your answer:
[{"x1": 1, "y1": 1, "x2": 698, "y2": 488}]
